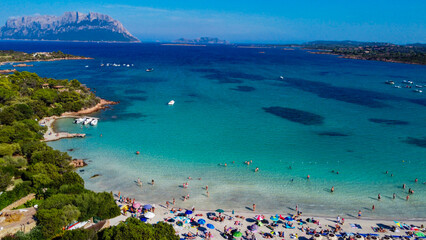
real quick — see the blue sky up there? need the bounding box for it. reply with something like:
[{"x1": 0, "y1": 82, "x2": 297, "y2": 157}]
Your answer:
[{"x1": 0, "y1": 0, "x2": 425, "y2": 43}]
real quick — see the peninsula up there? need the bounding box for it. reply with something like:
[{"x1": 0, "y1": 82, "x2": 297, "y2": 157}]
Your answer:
[
  {"x1": 297, "y1": 41, "x2": 426, "y2": 65},
  {"x1": 0, "y1": 50, "x2": 91, "y2": 65}
]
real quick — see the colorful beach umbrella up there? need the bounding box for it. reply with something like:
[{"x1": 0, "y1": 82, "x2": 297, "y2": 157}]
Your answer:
[
  {"x1": 206, "y1": 223, "x2": 215, "y2": 229},
  {"x1": 185, "y1": 210, "x2": 193, "y2": 215},
  {"x1": 144, "y1": 212, "x2": 155, "y2": 219},
  {"x1": 133, "y1": 202, "x2": 141, "y2": 208},
  {"x1": 233, "y1": 231, "x2": 243, "y2": 238},
  {"x1": 143, "y1": 204, "x2": 152, "y2": 209},
  {"x1": 249, "y1": 224, "x2": 259, "y2": 232},
  {"x1": 255, "y1": 215, "x2": 264, "y2": 220},
  {"x1": 198, "y1": 219, "x2": 206, "y2": 225},
  {"x1": 216, "y1": 209, "x2": 224, "y2": 213},
  {"x1": 270, "y1": 216, "x2": 279, "y2": 222},
  {"x1": 394, "y1": 221, "x2": 401, "y2": 228}
]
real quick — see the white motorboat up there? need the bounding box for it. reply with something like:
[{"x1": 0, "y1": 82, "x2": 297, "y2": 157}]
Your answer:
[
  {"x1": 146, "y1": 68, "x2": 154, "y2": 72},
  {"x1": 414, "y1": 89, "x2": 423, "y2": 93},
  {"x1": 83, "y1": 118, "x2": 93, "y2": 125},
  {"x1": 90, "y1": 119, "x2": 98, "y2": 126},
  {"x1": 168, "y1": 100, "x2": 175, "y2": 105},
  {"x1": 280, "y1": 76, "x2": 284, "y2": 80},
  {"x1": 74, "y1": 118, "x2": 85, "y2": 124},
  {"x1": 394, "y1": 85, "x2": 401, "y2": 88}
]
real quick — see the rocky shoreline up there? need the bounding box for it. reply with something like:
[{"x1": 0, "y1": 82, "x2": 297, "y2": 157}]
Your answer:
[{"x1": 40, "y1": 98, "x2": 118, "y2": 142}]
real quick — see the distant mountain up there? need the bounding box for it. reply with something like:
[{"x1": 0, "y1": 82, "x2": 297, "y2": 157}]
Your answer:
[
  {"x1": 173, "y1": 37, "x2": 229, "y2": 44},
  {"x1": 0, "y1": 12, "x2": 140, "y2": 42}
]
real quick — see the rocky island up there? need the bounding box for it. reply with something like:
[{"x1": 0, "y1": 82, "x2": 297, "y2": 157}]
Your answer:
[
  {"x1": 0, "y1": 11, "x2": 140, "y2": 42},
  {"x1": 172, "y1": 37, "x2": 229, "y2": 45}
]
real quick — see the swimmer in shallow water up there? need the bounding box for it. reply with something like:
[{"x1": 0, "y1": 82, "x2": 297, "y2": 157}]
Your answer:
[{"x1": 255, "y1": 167, "x2": 259, "y2": 172}]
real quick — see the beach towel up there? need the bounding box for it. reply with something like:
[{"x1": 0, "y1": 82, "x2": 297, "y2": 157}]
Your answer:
[{"x1": 351, "y1": 224, "x2": 357, "y2": 228}]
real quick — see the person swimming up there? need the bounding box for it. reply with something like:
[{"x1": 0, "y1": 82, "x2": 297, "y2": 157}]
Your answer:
[{"x1": 255, "y1": 167, "x2": 259, "y2": 172}]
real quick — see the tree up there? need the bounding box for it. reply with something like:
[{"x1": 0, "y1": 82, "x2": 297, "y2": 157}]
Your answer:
[
  {"x1": 36, "y1": 208, "x2": 66, "y2": 238},
  {"x1": 61, "y1": 204, "x2": 81, "y2": 224}
]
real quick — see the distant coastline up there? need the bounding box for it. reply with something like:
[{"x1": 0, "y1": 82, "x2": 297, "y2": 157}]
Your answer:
[
  {"x1": 161, "y1": 43, "x2": 207, "y2": 47},
  {"x1": 0, "y1": 56, "x2": 93, "y2": 66}
]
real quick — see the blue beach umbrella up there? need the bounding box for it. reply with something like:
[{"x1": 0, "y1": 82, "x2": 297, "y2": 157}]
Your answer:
[
  {"x1": 198, "y1": 219, "x2": 206, "y2": 225},
  {"x1": 185, "y1": 210, "x2": 193, "y2": 215},
  {"x1": 143, "y1": 204, "x2": 152, "y2": 209},
  {"x1": 207, "y1": 223, "x2": 215, "y2": 229}
]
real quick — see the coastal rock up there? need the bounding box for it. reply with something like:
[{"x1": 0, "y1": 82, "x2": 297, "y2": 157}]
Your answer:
[{"x1": 0, "y1": 12, "x2": 140, "y2": 42}]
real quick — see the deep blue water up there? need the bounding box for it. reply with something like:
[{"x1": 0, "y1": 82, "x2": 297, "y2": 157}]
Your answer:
[{"x1": 1, "y1": 40, "x2": 425, "y2": 219}]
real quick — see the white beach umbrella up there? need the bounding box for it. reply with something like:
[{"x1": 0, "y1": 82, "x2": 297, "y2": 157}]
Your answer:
[{"x1": 144, "y1": 212, "x2": 155, "y2": 219}]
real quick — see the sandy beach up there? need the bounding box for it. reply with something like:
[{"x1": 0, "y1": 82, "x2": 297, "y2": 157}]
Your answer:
[
  {"x1": 40, "y1": 99, "x2": 118, "y2": 142},
  {"x1": 110, "y1": 192, "x2": 425, "y2": 240}
]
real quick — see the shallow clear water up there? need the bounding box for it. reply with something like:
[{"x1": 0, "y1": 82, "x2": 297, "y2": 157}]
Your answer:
[{"x1": 2, "y1": 41, "x2": 425, "y2": 219}]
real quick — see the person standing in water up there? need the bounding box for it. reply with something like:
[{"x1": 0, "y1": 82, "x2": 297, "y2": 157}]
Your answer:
[
  {"x1": 393, "y1": 193, "x2": 396, "y2": 199},
  {"x1": 358, "y1": 210, "x2": 362, "y2": 219},
  {"x1": 378, "y1": 194, "x2": 381, "y2": 201},
  {"x1": 331, "y1": 186, "x2": 335, "y2": 193},
  {"x1": 253, "y1": 204, "x2": 256, "y2": 212},
  {"x1": 151, "y1": 179, "x2": 154, "y2": 185}
]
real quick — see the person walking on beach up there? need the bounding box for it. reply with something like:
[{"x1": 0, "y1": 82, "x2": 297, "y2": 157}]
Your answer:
[
  {"x1": 253, "y1": 204, "x2": 256, "y2": 212},
  {"x1": 166, "y1": 201, "x2": 169, "y2": 208},
  {"x1": 358, "y1": 210, "x2": 362, "y2": 219},
  {"x1": 372, "y1": 205, "x2": 375, "y2": 211},
  {"x1": 173, "y1": 198, "x2": 175, "y2": 205}
]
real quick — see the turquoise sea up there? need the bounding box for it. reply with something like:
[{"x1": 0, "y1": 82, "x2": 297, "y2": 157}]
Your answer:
[{"x1": 1, "y1": 41, "x2": 425, "y2": 219}]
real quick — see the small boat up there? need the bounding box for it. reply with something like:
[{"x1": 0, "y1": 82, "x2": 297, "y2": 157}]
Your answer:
[
  {"x1": 100, "y1": 64, "x2": 104, "y2": 67},
  {"x1": 407, "y1": 81, "x2": 414, "y2": 84},
  {"x1": 146, "y1": 68, "x2": 154, "y2": 72},
  {"x1": 90, "y1": 119, "x2": 98, "y2": 126},
  {"x1": 85, "y1": 65, "x2": 89, "y2": 68},
  {"x1": 74, "y1": 118, "x2": 85, "y2": 124},
  {"x1": 415, "y1": 85, "x2": 423, "y2": 88},
  {"x1": 414, "y1": 89, "x2": 423, "y2": 93},
  {"x1": 83, "y1": 118, "x2": 93, "y2": 125},
  {"x1": 394, "y1": 85, "x2": 401, "y2": 88},
  {"x1": 280, "y1": 76, "x2": 284, "y2": 80},
  {"x1": 168, "y1": 100, "x2": 175, "y2": 105},
  {"x1": 385, "y1": 80, "x2": 395, "y2": 85}
]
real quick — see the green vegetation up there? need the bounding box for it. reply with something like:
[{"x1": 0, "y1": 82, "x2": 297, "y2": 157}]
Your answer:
[
  {"x1": 58, "y1": 218, "x2": 179, "y2": 240},
  {"x1": 300, "y1": 41, "x2": 426, "y2": 65},
  {"x1": 1, "y1": 70, "x2": 177, "y2": 239},
  {"x1": 0, "y1": 71, "x2": 120, "y2": 239},
  {"x1": 0, "y1": 50, "x2": 87, "y2": 63}
]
